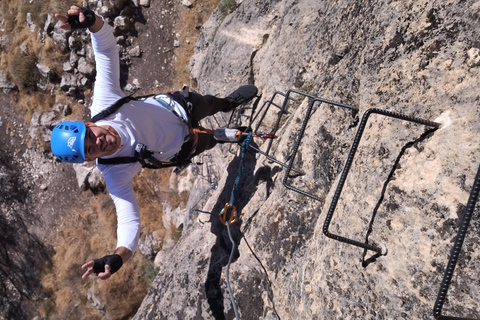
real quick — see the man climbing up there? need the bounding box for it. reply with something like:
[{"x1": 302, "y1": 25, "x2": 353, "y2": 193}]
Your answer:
[{"x1": 51, "y1": 6, "x2": 258, "y2": 280}]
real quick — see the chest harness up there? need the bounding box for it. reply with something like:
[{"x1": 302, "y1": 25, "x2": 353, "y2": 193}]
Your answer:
[{"x1": 93, "y1": 88, "x2": 199, "y2": 169}]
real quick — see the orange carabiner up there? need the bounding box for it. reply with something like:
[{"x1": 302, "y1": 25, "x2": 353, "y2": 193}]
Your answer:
[{"x1": 219, "y1": 203, "x2": 237, "y2": 225}]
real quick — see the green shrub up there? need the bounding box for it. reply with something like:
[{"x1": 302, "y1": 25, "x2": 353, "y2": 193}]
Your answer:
[
  {"x1": 218, "y1": 0, "x2": 237, "y2": 20},
  {"x1": 8, "y1": 54, "x2": 39, "y2": 91},
  {"x1": 210, "y1": 0, "x2": 237, "y2": 42},
  {"x1": 172, "y1": 224, "x2": 184, "y2": 243},
  {"x1": 139, "y1": 262, "x2": 157, "y2": 286}
]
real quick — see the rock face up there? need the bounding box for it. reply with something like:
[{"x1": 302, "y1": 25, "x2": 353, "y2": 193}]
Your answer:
[{"x1": 134, "y1": 0, "x2": 480, "y2": 319}]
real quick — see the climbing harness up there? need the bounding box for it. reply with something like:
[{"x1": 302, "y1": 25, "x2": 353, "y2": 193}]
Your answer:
[
  {"x1": 93, "y1": 87, "x2": 197, "y2": 169},
  {"x1": 92, "y1": 86, "x2": 266, "y2": 169}
]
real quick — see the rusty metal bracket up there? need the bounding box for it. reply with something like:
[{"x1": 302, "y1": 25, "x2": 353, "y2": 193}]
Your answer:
[
  {"x1": 322, "y1": 108, "x2": 441, "y2": 255},
  {"x1": 433, "y1": 164, "x2": 480, "y2": 320}
]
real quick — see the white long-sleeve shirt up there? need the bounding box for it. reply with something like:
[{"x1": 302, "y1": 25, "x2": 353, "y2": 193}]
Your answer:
[{"x1": 89, "y1": 20, "x2": 189, "y2": 254}]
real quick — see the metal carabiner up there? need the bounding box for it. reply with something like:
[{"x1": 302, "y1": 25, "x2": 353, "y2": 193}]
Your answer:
[{"x1": 219, "y1": 203, "x2": 237, "y2": 225}]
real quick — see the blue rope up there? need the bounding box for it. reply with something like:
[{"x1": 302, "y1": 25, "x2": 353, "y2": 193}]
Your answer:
[
  {"x1": 229, "y1": 132, "x2": 253, "y2": 205},
  {"x1": 224, "y1": 131, "x2": 253, "y2": 320}
]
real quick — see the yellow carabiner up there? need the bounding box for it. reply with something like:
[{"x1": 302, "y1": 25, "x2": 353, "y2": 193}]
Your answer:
[{"x1": 219, "y1": 203, "x2": 237, "y2": 225}]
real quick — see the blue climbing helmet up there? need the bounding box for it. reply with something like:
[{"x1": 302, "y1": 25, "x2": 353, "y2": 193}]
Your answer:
[{"x1": 51, "y1": 121, "x2": 86, "y2": 163}]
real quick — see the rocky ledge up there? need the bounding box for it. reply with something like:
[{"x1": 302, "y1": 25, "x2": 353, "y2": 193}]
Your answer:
[{"x1": 134, "y1": 0, "x2": 480, "y2": 319}]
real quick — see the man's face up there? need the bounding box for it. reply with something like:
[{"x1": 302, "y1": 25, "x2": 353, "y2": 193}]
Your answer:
[{"x1": 84, "y1": 124, "x2": 118, "y2": 160}]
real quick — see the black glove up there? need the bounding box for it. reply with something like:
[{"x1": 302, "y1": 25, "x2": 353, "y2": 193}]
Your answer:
[
  {"x1": 93, "y1": 254, "x2": 123, "y2": 274},
  {"x1": 67, "y1": 6, "x2": 96, "y2": 30}
]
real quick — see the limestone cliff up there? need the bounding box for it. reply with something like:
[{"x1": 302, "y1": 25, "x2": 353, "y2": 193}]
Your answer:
[{"x1": 134, "y1": 0, "x2": 480, "y2": 319}]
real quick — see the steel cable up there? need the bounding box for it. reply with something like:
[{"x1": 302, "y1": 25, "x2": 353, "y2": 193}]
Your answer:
[{"x1": 225, "y1": 220, "x2": 240, "y2": 319}]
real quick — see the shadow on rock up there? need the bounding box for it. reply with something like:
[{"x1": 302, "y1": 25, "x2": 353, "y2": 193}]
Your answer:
[
  {"x1": 0, "y1": 153, "x2": 53, "y2": 320},
  {"x1": 205, "y1": 141, "x2": 258, "y2": 320}
]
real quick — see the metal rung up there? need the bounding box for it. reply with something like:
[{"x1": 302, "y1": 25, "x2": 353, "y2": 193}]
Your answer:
[
  {"x1": 433, "y1": 163, "x2": 480, "y2": 320},
  {"x1": 280, "y1": 90, "x2": 358, "y2": 201},
  {"x1": 322, "y1": 108, "x2": 441, "y2": 255}
]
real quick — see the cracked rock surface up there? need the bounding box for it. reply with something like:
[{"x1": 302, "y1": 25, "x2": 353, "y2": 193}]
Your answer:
[{"x1": 134, "y1": 1, "x2": 480, "y2": 319}]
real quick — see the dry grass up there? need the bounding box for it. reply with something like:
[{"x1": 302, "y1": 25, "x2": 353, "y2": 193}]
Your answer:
[
  {"x1": 0, "y1": 0, "x2": 79, "y2": 115},
  {"x1": 41, "y1": 169, "x2": 190, "y2": 319},
  {"x1": 41, "y1": 197, "x2": 116, "y2": 319},
  {"x1": 40, "y1": 195, "x2": 150, "y2": 319},
  {"x1": 0, "y1": 0, "x2": 219, "y2": 318}
]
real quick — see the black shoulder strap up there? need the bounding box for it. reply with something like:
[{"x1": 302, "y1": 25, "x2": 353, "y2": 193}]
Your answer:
[
  {"x1": 97, "y1": 155, "x2": 189, "y2": 169},
  {"x1": 97, "y1": 157, "x2": 138, "y2": 165},
  {"x1": 91, "y1": 95, "x2": 135, "y2": 123},
  {"x1": 91, "y1": 91, "x2": 173, "y2": 123}
]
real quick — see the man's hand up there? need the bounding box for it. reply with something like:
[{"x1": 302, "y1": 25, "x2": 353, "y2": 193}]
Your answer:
[
  {"x1": 81, "y1": 247, "x2": 132, "y2": 280},
  {"x1": 82, "y1": 254, "x2": 123, "y2": 280},
  {"x1": 55, "y1": 6, "x2": 103, "y2": 33}
]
